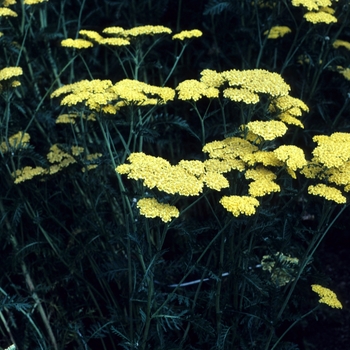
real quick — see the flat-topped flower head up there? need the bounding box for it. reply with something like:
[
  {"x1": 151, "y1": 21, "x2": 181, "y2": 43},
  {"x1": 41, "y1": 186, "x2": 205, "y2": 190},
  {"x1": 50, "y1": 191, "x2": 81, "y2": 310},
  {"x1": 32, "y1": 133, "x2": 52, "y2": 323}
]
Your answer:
[
  {"x1": 246, "y1": 120, "x2": 288, "y2": 141},
  {"x1": 61, "y1": 38, "x2": 93, "y2": 49},
  {"x1": 308, "y1": 183, "x2": 346, "y2": 204},
  {"x1": 121, "y1": 25, "x2": 172, "y2": 37},
  {"x1": 200, "y1": 69, "x2": 224, "y2": 88},
  {"x1": 172, "y1": 29, "x2": 202, "y2": 40},
  {"x1": 304, "y1": 11, "x2": 337, "y2": 24},
  {"x1": 0, "y1": 7, "x2": 17, "y2": 16},
  {"x1": 248, "y1": 179, "x2": 281, "y2": 197},
  {"x1": 221, "y1": 69, "x2": 290, "y2": 97},
  {"x1": 79, "y1": 30, "x2": 104, "y2": 43},
  {"x1": 291, "y1": 0, "x2": 332, "y2": 11},
  {"x1": 0, "y1": 67, "x2": 22, "y2": 81},
  {"x1": 333, "y1": 39, "x2": 350, "y2": 50},
  {"x1": 311, "y1": 284, "x2": 342, "y2": 309},
  {"x1": 223, "y1": 88, "x2": 260, "y2": 104},
  {"x1": 264, "y1": 26, "x2": 292, "y2": 39},
  {"x1": 312, "y1": 132, "x2": 350, "y2": 168},
  {"x1": 102, "y1": 26, "x2": 124, "y2": 35},
  {"x1": 137, "y1": 198, "x2": 179, "y2": 223},
  {"x1": 176, "y1": 80, "x2": 219, "y2": 101},
  {"x1": 116, "y1": 153, "x2": 203, "y2": 196},
  {"x1": 220, "y1": 195, "x2": 260, "y2": 217},
  {"x1": 24, "y1": 0, "x2": 48, "y2": 4},
  {"x1": 274, "y1": 145, "x2": 307, "y2": 171}
]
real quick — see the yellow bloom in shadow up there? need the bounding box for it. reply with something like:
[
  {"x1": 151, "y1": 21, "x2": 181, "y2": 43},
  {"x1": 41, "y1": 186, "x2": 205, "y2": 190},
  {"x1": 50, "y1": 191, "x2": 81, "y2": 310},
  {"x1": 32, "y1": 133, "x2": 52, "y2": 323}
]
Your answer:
[{"x1": 311, "y1": 284, "x2": 342, "y2": 309}]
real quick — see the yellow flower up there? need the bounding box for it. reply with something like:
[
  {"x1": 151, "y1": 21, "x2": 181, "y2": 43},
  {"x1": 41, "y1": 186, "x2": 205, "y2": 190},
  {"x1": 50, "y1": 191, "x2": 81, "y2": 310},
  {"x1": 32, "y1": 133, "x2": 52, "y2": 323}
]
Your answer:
[
  {"x1": 333, "y1": 39, "x2": 350, "y2": 51},
  {"x1": 137, "y1": 198, "x2": 179, "y2": 223},
  {"x1": 291, "y1": 0, "x2": 332, "y2": 11},
  {"x1": 311, "y1": 284, "x2": 342, "y2": 309},
  {"x1": 71, "y1": 146, "x2": 84, "y2": 156},
  {"x1": 3, "y1": 0, "x2": 16, "y2": 6},
  {"x1": 102, "y1": 26, "x2": 124, "y2": 35},
  {"x1": 337, "y1": 67, "x2": 350, "y2": 80},
  {"x1": 312, "y1": 132, "x2": 350, "y2": 168},
  {"x1": 13, "y1": 166, "x2": 46, "y2": 184},
  {"x1": 24, "y1": 0, "x2": 48, "y2": 4},
  {"x1": 0, "y1": 66, "x2": 22, "y2": 81},
  {"x1": 99, "y1": 37, "x2": 130, "y2": 46},
  {"x1": 248, "y1": 179, "x2": 281, "y2": 197},
  {"x1": 222, "y1": 69, "x2": 290, "y2": 97},
  {"x1": 203, "y1": 159, "x2": 235, "y2": 173},
  {"x1": 304, "y1": 11, "x2": 337, "y2": 24},
  {"x1": 200, "y1": 69, "x2": 224, "y2": 88},
  {"x1": 61, "y1": 38, "x2": 93, "y2": 49},
  {"x1": 223, "y1": 88, "x2": 260, "y2": 104},
  {"x1": 111, "y1": 79, "x2": 175, "y2": 104},
  {"x1": 278, "y1": 112, "x2": 304, "y2": 128},
  {"x1": 172, "y1": 29, "x2": 202, "y2": 40},
  {"x1": 201, "y1": 171, "x2": 229, "y2": 191},
  {"x1": 121, "y1": 25, "x2": 172, "y2": 37},
  {"x1": 116, "y1": 153, "x2": 203, "y2": 196},
  {"x1": 308, "y1": 184, "x2": 346, "y2": 204},
  {"x1": 300, "y1": 161, "x2": 325, "y2": 179},
  {"x1": 176, "y1": 80, "x2": 219, "y2": 101},
  {"x1": 327, "y1": 162, "x2": 350, "y2": 187},
  {"x1": 245, "y1": 166, "x2": 277, "y2": 181},
  {"x1": 269, "y1": 95, "x2": 309, "y2": 116},
  {"x1": 178, "y1": 160, "x2": 205, "y2": 176},
  {"x1": 0, "y1": 7, "x2": 17, "y2": 16},
  {"x1": 220, "y1": 195, "x2": 260, "y2": 217},
  {"x1": 274, "y1": 145, "x2": 307, "y2": 171},
  {"x1": 264, "y1": 26, "x2": 292, "y2": 39},
  {"x1": 79, "y1": 30, "x2": 104, "y2": 43},
  {"x1": 203, "y1": 137, "x2": 258, "y2": 163},
  {"x1": 242, "y1": 151, "x2": 283, "y2": 167},
  {"x1": 246, "y1": 120, "x2": 288, "y2": 141}
]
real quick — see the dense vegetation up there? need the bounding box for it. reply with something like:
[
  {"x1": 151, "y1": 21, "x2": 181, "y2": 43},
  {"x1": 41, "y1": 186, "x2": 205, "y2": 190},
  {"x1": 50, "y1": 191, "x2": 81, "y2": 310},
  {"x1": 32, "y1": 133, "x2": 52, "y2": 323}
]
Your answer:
[{"x1": 1, "y1": 1, "x2": 349, "y2": 349}]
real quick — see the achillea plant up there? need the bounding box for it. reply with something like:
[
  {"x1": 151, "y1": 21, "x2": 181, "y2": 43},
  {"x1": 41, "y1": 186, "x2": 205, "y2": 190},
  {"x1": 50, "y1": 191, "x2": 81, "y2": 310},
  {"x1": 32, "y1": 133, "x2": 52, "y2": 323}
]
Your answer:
[{"x1": 0, "y1": 1, "x2": 349, "y2": 350}]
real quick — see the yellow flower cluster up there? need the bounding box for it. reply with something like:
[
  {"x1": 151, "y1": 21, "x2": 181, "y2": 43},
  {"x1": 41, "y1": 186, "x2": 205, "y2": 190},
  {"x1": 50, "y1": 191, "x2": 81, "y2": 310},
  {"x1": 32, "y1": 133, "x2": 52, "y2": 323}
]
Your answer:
[
  {"x1": 24, "y1": 0, "x2": 48, "y2": 5},
  {"x1": 308, "y1": 184, "x2": 346, "y2": 204},
  {"x1": 0, "y1": 131, "x2": 30, "y2": 153},
  {"x1": 176, "y1": 80, "x2": 219, "y2": 101},
  {"x1": 248, "y1": 178, "x2": 281, "y2": 197},
  {"x1": 222, "y1": 69, "x2": 291, "y2": 97},
  {"x1": 333, "y1": 39, "x2": 350, "y2": 51},
  {"x1": 116, "y1": 152, "x2": 231, "y2": 196},
  {"x1": 291, "y1": 0, "x2": 337, "y2": 24},
  {"x1": 61, "y1": 38, "x2": 93, "y2": 49},
  {"x1": 269, "y1": 95, "x2": 308, "y2": 128},
  {"x1": 0, "y1": 7, "x2": 17, "y2": 17},
  {"x1": 245, "y1": 120, "x2": 288, "y2": 141},
  {"x1": 304, "y1": 11, "x2": 337, "y2": 24},
  {"x1": 13, "y1": 166, "x2": 46, "y2": 184},
  {"x1": 264, "y1": 26, "x2": 292, "y2": 39},
  {"x1": 172, "y1": 29, "x2": 203, "y2": 40},
  {"x1": 274, "y1": 145, "x2": 307, "y2": 171},
  {"x1": 0, "y1": 66, "x2": 22, "y2": 81},
  {"x1": 219, "y1": 195, "x2": 260, "y2": 217},
  {"x1": 62, "y1": 25, "x2": 172, "y2": 49},
  {"x1": 137, "y1": 198, "x2": 179, "y2": 223},
  {"x1": 223, "y1": 88, "x2": 259, "y2": 104},
  {"x1": 261, "y1": 252, "x2": 299, "y2": 287},
  {"x1": 312, "y1": 133, "x2": 350, "y2": 168},
  {"x1": 51, "y1": 79, "x2": 175, "y2": 112},
  {"x1": 311, "y1": 284, "x2": 342, "y2": 309}
]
